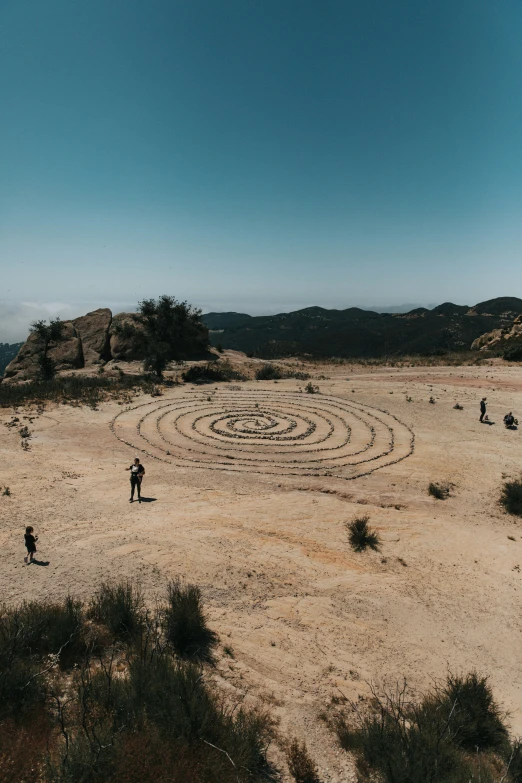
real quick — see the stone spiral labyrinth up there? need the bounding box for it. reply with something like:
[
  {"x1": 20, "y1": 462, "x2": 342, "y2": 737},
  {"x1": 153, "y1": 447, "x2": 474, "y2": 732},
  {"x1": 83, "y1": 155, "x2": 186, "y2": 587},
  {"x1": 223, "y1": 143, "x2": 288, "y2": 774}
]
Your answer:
[{"x1": 110, "y1": 389, "x2": 414, "y2": 481}]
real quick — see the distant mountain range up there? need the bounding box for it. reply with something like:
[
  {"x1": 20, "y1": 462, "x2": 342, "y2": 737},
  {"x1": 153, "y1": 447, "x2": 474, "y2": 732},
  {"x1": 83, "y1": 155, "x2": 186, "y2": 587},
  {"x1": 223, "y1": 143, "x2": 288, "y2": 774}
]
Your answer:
[{"x1": 202, "y1": 297, "x2": 522, "y2": 358}]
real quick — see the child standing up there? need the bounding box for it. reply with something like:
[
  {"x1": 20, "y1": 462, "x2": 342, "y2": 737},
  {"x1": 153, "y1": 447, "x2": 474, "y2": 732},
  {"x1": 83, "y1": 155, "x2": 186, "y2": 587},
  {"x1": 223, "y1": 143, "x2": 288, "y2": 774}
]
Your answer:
[{"x1": 24, "y1": 526, "x2": 38, "y2": 564}]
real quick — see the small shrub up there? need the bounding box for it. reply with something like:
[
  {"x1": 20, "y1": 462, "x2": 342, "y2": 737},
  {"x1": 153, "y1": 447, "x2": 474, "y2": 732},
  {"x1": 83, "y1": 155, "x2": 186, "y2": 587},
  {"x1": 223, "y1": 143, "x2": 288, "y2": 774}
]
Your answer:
[
  {"x1": 286, "y1": 371, "x2": 310, "y2": 380},
  {"x1": 286, "y1": 738, "x2": 319, "y2": 782},
  {"x1": 428, "y1": 482, "x2": 450, "y2": 500},
  {"x1": 441, "y1": 672, "x2": 508, "y2": 752},
  {"x1": 16, "y1": 597, "x2": 85, "y2": 668},
  {"x1": 255, "y1": 364, "x2": 284, "y2": 381},
  {"x1": 503, "y1": 342, "x2": 522, "y2": 362},
  {"x1": 500, "y1": 479, "x2": 522, "y2": 516},
  {"x1": 88, "y1": 581, "x2": 144, "y2": 640},
  {"x1": 346, "y1": 516, "x2": 380, "y2": 552},
  {"x1": 182, "y1": 361, "x2": 245, "y2": 384},
  {"x1": 19, "y1": 426, "x2": 31, "y2": 439},
  {"x1": 305, "y1": 382, "x2": 319, "y2": 394},
  {"x1": 0, "y1": 653, "x2": 43, "y2": 721},
  {"x1": 453, "y1": 403, "x2": 463, "y2": 410},
  {"x1": 164, "y1": 580, "x2": 217, "y2": 660},
  {"x1": 334, "y1": 675, "x2": 508, "y2": 783},
  {"x1": 429, "y1": 396, "x2": 436, "y2": 404},
  {"x1": 2, "y1": 487, "x2": 10, "y2": 496}
]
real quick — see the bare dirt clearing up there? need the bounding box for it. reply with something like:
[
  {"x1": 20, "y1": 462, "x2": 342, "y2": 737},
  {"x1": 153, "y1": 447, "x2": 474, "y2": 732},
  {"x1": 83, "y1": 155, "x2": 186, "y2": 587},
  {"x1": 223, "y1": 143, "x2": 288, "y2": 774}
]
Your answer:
[{"x1": 1, "y1": 362, "x2": 522, "y2": 781}]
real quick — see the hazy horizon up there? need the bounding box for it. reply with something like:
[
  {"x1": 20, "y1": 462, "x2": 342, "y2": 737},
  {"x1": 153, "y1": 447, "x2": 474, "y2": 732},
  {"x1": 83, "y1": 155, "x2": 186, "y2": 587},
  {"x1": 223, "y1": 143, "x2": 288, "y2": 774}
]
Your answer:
[{"x1": 0, "y1": 296, "x2": 482, "y2": 344}]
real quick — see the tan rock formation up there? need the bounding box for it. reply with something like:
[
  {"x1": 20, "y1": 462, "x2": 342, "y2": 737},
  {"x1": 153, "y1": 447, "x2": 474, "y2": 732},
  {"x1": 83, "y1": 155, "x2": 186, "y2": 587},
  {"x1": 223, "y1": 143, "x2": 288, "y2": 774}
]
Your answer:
[
  {"x1": 4, "y1": 321, "x2": 82, "y2": 380},
  {"x1": 72, "y1": 308, "x2": 112, "y2": 365},
  {"x1": 47, "y1": 321, "x2": 83, "y2": 370},
  {"x1": 3, "y1": 309, "x2": 148, "y2": 381},
  {"x1": 109, "y1": 313, "x2": 145, "y2": 361},
  {"x1": 471, "y1": 314, "x2": 522, "y2": 351},
  {"x1": 4, "y1": 332, "x2": 46, "y2": 380}
]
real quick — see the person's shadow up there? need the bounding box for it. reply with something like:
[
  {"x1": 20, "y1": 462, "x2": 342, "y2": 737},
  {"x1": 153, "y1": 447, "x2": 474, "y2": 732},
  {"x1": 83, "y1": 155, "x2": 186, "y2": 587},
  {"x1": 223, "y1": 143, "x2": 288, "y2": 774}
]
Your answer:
[
  {"x1": 137, "y1": 497, "x2": 157, "y2": 503},
  {"x1": 31, "y1": 559, "x2": 50, "y2": 566}
]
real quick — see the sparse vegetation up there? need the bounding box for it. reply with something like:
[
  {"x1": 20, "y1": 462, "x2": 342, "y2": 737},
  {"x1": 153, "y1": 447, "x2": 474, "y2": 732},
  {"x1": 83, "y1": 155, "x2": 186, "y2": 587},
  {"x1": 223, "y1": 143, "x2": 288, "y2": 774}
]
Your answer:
[
  {"x1": 88, "y1": 580, "x2": 145, "y2": 640},
  {"x1": 333, "y1": 673, "x2": 515, "y2": 783},
  {"x1": 30, "y1": 318, "x2": 66, "y2": 380},
  {"x1": 0, "y1": 373, "x2": 162, "y2": 408},
  {"x1": 286, "y1": 738, "x2": 320, "y2": 782},
  {"x1": 428, "y1": 481, "x2": 451, "y2": 500},
  {"x1": 500, "y1": 478, "x2": 522, "y2": 516},
  {"x1": 503, "y1": 341, "x2": 522, "y2": 362},
  {"x1": 305, "y1": 381, "x2": 319, "y2": 394},
  {"x1": 453, "y1": 402, "x2": 463, "y2": 409},
  {"x1": 255, "y1": 364, "x2": 311, "y2": 381},
  {"x1": 2, "y1": 486, "x2": 10, "y2": 496},
  {"x1": 255, "y1": 364, "x2": 284, "y2": 380},
  {"x1": 182, "y1": 360, "x2": 246, "y2": 384},
  {"x1": 164, "y1": 579, "x2": 218, "y2": 660},
  {"x1": 346, "y1": 515, "x2": 380, "y2": 552},
  {"x1": 0, "y1": 580, "x2": 275, "y2": 783}
]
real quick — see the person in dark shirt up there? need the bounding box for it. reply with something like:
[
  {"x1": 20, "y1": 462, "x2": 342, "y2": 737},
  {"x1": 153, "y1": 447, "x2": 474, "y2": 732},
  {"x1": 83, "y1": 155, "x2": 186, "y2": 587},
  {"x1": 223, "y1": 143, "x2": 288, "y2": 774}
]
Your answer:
[
  {"x1": 480, "y1": 397, "x2": 487, "y2": 422},
  {"x1": 24, "y1": 526, "x2": 38, "y2": 564},
  {"x1": 504, "y1": 412, "x2": 515, "y2": 428},
  {"x1": 126, "y1": 457, "x2": 145, "y2": 502}
]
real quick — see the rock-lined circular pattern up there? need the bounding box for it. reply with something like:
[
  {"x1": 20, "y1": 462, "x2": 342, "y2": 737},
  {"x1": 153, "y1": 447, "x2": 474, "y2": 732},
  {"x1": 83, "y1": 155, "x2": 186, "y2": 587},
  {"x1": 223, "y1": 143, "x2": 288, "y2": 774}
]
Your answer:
[{"x1": 110, "y1": 389, "x2": 414, "y2": 481}]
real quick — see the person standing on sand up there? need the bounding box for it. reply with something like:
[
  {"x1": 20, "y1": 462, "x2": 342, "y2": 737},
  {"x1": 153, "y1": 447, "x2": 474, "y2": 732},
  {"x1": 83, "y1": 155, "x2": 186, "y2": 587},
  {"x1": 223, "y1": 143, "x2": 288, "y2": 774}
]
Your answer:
[
  {"x1": 480, "y1": 397, "x2": 487, "y2": 422},
  {"x1": 126, "y1": 457, "x2": 145, "y2": 502},
  {"x1": 24, "y1": 526, "x2": 38, "y2": 564}
]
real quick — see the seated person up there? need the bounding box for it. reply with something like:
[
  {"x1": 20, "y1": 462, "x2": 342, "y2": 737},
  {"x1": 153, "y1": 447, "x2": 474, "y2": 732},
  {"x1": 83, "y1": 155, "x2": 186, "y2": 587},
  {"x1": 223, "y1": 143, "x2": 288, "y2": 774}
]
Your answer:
[{"x1": 504, "y1": 412, "x2": 515, "y2": 427}]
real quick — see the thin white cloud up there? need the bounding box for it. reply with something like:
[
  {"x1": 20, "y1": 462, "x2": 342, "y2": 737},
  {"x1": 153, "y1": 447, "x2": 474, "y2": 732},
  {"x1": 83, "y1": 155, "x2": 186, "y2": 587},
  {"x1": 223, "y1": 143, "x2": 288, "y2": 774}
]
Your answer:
[{"x1": 0, "y1": 300, "x2": 137, "y2": 343}]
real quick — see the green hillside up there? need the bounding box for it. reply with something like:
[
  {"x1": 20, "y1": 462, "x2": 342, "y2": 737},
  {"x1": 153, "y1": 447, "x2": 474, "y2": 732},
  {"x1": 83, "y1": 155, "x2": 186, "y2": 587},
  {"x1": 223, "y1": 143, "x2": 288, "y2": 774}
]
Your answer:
[
  {"x1": 202, "y1": 298, "x2": 522, "y2": 358},
  {"x1": 0, "y1": 343, "x2": 23, "y2": 376}
]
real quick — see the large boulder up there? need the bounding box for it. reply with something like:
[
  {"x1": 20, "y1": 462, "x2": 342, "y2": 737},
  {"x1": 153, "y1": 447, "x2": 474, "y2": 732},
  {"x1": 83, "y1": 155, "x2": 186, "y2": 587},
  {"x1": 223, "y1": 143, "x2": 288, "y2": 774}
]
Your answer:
[
  {"x1": 109, "y1": 313, "x2": 145, "y2": 361},
  {"x1": 47, "y1": 322, "x2": 83, "y2": 370},
  {"x1": 72, "y1": 308, "x2": 112, "y2": 365},
  {"x1": 4, "y1": 321, "x2": 82, "y2": 380},
  {"x1": 3, "y1": 333, "x2": 46, "y2": 381}
]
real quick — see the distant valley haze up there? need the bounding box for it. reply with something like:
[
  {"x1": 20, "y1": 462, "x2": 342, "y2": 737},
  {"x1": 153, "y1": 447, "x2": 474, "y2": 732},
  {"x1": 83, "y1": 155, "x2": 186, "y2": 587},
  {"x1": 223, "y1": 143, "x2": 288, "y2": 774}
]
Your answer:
[{"x1": 0, "y1": 297, "x2": 457, "y2": 343}]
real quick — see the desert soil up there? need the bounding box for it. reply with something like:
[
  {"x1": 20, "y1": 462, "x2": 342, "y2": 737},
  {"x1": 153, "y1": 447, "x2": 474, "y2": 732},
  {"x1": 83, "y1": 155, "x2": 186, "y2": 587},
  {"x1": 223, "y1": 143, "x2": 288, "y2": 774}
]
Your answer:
[{"x1": 1, "y1": 360, "x2": 522, "y2": 781}]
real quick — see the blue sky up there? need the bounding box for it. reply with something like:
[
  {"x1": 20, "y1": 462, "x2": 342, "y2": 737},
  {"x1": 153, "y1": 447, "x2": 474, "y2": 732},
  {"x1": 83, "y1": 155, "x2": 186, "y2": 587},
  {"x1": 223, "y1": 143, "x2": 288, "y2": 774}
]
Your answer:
[{"x1": 1, "y1": 0, "x2": 522, "y2": 340}]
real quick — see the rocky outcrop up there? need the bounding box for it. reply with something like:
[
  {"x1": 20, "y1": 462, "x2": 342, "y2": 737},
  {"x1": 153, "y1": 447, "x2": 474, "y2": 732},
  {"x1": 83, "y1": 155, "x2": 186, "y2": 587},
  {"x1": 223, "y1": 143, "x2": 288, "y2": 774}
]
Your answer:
[
  {"x1": 3, "y1": 332, "x2": 48, "y2": 380},
  {"x1": 109, "y1": 313, "x2": 145, "y2": 361},
  {"x1": 471, "y1": 315, "x2": 522, "y2": 351},
  {"x1": 2, "y1": 309, "x2": 148, "y2": 381},
  {"x1": 72, "y1": 308, "x2": 112, "y2": 365},
  {"x1": 47, "y1": 321, "x2": 83, "y2": 370},
  {"x1": 4, "y1": 321, "x2": 83, "y2": 380}
]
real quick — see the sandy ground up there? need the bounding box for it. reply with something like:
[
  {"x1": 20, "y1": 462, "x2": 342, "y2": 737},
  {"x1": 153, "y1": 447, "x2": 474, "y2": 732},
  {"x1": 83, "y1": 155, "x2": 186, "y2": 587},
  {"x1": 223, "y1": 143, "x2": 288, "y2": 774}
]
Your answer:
[{"x1": 2, "y1": 361, "x2": 522, "y2": 781}]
